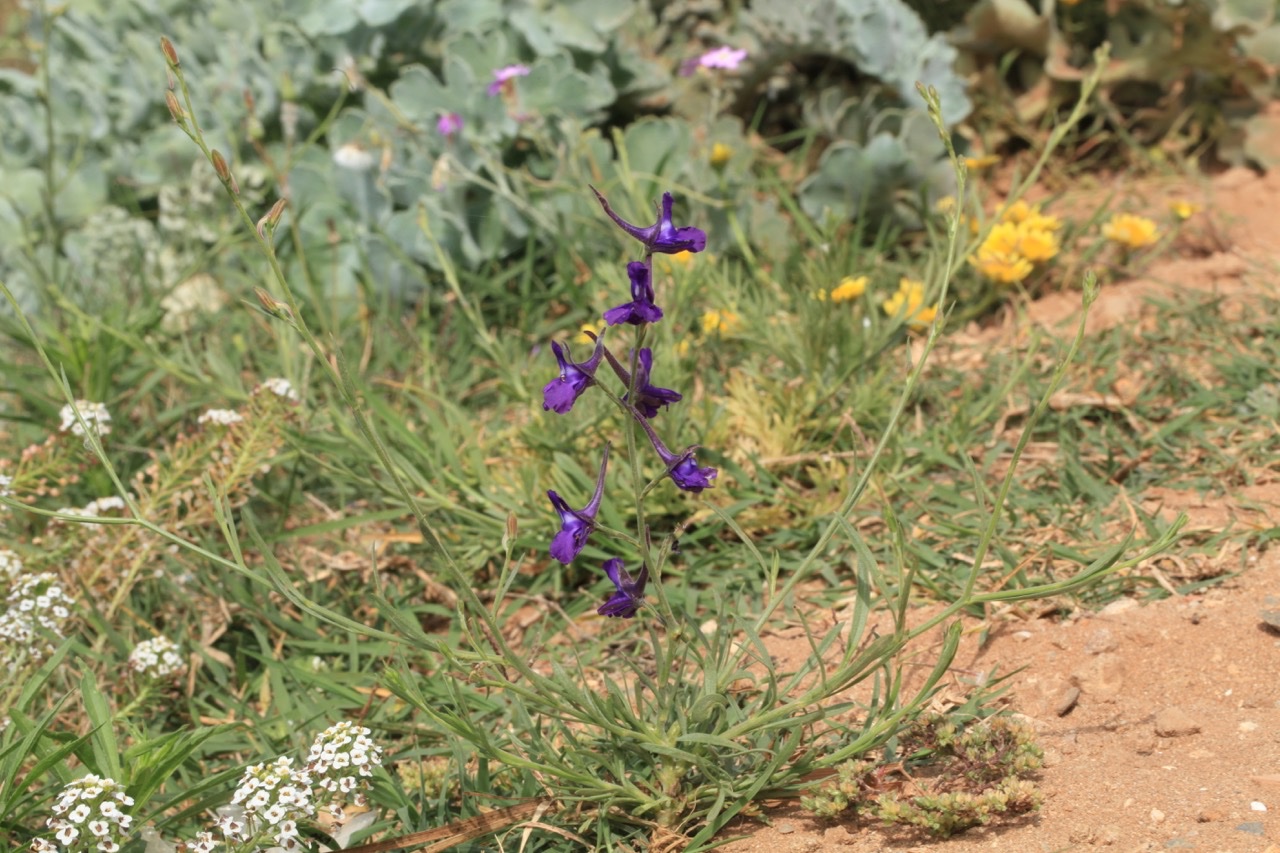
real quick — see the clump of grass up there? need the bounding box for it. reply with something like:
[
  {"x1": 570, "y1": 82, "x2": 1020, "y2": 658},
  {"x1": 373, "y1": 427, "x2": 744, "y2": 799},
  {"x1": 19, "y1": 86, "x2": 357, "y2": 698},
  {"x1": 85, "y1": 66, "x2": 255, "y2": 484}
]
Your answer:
[{"x1": 801, "y1": 713, "x2": 1042, "y2": 837}]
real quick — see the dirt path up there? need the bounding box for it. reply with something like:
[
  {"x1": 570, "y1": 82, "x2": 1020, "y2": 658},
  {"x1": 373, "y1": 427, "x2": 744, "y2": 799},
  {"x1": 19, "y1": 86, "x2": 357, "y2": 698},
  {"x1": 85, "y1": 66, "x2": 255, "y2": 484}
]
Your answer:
[{"x1": 722, "y1": 166, "x2": 1280, "y2": 852}]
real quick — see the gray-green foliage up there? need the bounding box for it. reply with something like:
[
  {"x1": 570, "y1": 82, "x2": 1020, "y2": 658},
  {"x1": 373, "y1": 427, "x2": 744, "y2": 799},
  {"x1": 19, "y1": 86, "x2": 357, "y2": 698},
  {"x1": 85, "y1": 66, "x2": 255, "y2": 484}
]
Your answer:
[
  {"x1": 0, "y1": 0, "x2": 973, "y2": 309},
  {"x1": 744, "y1": 0, "x2": 970, "y2": 225}
]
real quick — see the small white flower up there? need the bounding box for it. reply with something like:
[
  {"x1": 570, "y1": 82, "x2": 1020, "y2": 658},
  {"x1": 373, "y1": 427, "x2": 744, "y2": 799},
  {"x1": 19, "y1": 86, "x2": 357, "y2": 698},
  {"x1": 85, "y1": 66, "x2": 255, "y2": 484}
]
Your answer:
[
  {"x1": 0, "y1": 572, "x2": 75, "y2": 663},
  {"x1": 198, "y1": 408, "x2": 244, "y2": 426},
  {"x1": 333, "y1": 143, "x2": 375, "y2": 171},
  {"x1": 58, "y1": 401, "x2": 113, "y2": 438},
  {"x1": 0, "y1": 472, "x2": 11, "y2": 500},
  {"x1": 129, "y1": 635, "x2": 185, "y2": 680},
  {"x1": 41, "y1": 775, "x2": 132, "y2": 852},
  {"x1": 80, "y1": 496, "x2": 126, "y2": 517},
  {"x1": 258, "y1": 377, "x2": 299, "y2": 402},
  {"x1": 0, "y1": 549, "x2": 23, "y2": 583}
]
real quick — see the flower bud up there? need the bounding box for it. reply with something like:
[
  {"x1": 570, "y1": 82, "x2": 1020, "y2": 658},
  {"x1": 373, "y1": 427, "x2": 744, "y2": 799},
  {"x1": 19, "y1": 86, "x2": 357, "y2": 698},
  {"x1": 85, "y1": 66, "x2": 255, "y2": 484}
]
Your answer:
[
  {"x1": 211, "y1": 149, "x2": 230, "y2": 183},
  {"x1": 502, "y1": 512, "x2": 518, "y2": 550},
  {"x1": 709, "y1": 142, "x2": 732, "y2": 170},
  {"x1": 165, "y1": 90, "x2": 185, "y2": 124},
  {"x1": 160, "y1": 36, "x2": 180, "y2": 69},
  {"x1": 256, "y1": 198, "x2": 287, "y2": 240},
  {"x1": 254, "y1": 287, "x2": 293, "y2": 321}
]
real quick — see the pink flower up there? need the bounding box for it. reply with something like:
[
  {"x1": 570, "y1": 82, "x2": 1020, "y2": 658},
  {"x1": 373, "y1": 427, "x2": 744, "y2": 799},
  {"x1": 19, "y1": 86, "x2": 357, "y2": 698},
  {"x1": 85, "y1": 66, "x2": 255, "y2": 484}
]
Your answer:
[
  {"x1": 487, "y1": 64, "x2": 531, "y2": 95},
  {"x1": 437, "y1": 112, "x2": 462, "y2": 138},
  {"x1": 682, "y1": 46, "x2": 748, "y2": 75}
]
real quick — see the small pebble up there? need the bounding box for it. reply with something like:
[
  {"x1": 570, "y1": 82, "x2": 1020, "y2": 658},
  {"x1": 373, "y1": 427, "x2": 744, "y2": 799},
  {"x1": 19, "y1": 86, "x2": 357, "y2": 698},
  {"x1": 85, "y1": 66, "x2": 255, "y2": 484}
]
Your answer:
[
  {"x1": 1236, "y1": 821, "x2": 1266, "y2": 835},
  {"x1": 1150, "y1": 808, "x2": 1165, "y2": 823},
  {"x1": 1056, "y1": 687, "x2": 1081, "y2": 717},
  {"x1": 1250, "y1": 801, "x2": 1267, "y2": 812},
  {"x1": 776, "y1": 822, "x2": 795, "y2": 834},
  {"x1": 1013, "y1": 630, "x2": 1033, "y2": 641},
  {"x1": 1154, "y1": 706, "x2": 1201, "y2": 738},
  {"x1": 1085, "y1": 627, "x2": 1118, "y2": 654}
]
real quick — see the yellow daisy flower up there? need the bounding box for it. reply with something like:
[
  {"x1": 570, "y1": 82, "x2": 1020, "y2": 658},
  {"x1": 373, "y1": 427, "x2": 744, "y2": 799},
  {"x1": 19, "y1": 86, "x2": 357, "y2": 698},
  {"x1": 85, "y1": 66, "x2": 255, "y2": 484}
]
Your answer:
[
  {"x1": 709, "y1": 142, "x2": 733, "y2": 169},
  {"x1": 1169, "y1": 200, "x2": 1199, "y2": 221},
  {"x1": 963, "y1": 154, "x2": 1000, "y2": 171},
  {"x1": 1102, "y1": 213, "x2": 1159, "y2": 249},
  {"x1": 1016, "y1": 224, "x2": 1059, "y2": 263},
  {"x1": 881, "y1": 278, "x2": 937, "y2": 331},
  {"x1": 830, "y1": 275, "x2": 868, "y2": 303}
]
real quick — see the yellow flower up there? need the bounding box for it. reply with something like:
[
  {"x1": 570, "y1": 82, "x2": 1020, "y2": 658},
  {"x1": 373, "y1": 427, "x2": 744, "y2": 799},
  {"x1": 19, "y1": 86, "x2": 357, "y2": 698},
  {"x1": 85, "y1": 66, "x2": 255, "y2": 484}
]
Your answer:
[
  {"x1": 830, "y1": 275, "x2": 867, "y2": 303},
  {"x1": 701, "y1": 308, "x2": 742, "y2": 336},
  {"x1": 812, "y1": 289, "x2": 828, "y2": 301},
  {"x1": 710, "y1": 142, "x2": 733, "y2": 170},
  {"x1": 1169, "y1": 200, "x2": 1199, "y2": 221},
  {"x1": 971, "y1": 251, "x2": 1033, "y2": 285},
  {"x1": 999, "y1": 199, "x2": 1061, "y2": 232},
  {"x1": 983, "y1": 222, "x2": 1022, "y2": 256},
  {"x1": 963, "y1": 154, "x2": 1000, "y2": 171},
  {"x1": 669, "y1": 250, "x2": 695, "y2": 267},
  {"x1": 881, "y1": 278, "x2": 937, "y2": 331},
  {"x1": 1102, "y1": 213, "x2": 1159, "y2": 249},
  {"x1": 575, "y1": 322, "x2": 599, "y2": 344},
  {"x1": 1015, "y1": 224, "x2": 1059, "y2": 263},
  {"x1": 675, "y1": 339, "x2": 691, "y2": 357},
  {"x1": 936, "y1": 195, "x2": 956, "y2": 214}
]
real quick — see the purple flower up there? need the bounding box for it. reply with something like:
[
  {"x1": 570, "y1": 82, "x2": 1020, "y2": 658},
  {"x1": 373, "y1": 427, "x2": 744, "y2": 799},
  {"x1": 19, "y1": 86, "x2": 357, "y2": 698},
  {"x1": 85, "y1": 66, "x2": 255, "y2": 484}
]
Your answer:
[
  {"x1": 598, "y1": 559, "x2": 649, "y2": 618},
  {"x1": 487, "y1": 64, "x2": 531, "y2": 95},
  {"x1": 437, "y1": 112, "x2": 463, "y2": 138},
  {"x1": 635, "y1": 415, "x2": 718, "y2": 493},
  {"x1": 591, "y1": 189, "x2": 707, "y2": 255},
  {"x1": 603, "y1": 347, "x2": 682, "y2": 417},
  {"x1": 680, "y1": 46, "x2": 749, "y2": 76},
  {"x1": 543, "y1": 333, "x2": 606, "y2": 414},
  {"x1": 603, "y1": 262, "x2": 664, "y2": 326},
  {"x1": 547, "y1": 445, "x2": 609, "y2": 564}
]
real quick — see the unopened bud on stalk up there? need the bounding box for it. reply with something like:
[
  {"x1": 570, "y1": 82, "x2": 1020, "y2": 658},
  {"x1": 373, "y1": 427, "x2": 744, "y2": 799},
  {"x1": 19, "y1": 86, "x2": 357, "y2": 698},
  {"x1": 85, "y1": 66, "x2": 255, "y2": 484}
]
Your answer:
[
  {"x1": 211, "y1": 149, "x2": 230, "y2": 183},
  {"x1": 165, "y1": 91, "x2": 185, "y2": 124},
  {"x1": 160, "y1": 36, "x2": 179, "y2": 69},
  {"x1": 256, "y1": 198, "x2": 287, "y2": 240},
  {"x1": 254, "y1": 287, "x2": 293, "y2": 321},
  {"x1": 503, "y1": 512, "x2": 518, "y2": 550}
]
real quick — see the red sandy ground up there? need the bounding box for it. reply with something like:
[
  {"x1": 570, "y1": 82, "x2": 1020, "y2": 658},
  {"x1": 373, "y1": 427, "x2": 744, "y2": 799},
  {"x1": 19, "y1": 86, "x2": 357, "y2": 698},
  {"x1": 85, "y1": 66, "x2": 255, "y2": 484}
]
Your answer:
[{"x1": 720, "y1": 164, "x2": 1280, "y2": 853}]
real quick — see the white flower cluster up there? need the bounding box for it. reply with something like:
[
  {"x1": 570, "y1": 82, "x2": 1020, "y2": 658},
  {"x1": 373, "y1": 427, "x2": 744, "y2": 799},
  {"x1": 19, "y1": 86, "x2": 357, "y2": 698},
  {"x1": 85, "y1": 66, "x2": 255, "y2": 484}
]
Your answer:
[
  {"x1": 128, "y1": 636, "x2": 185, "y2": 680},
  {"x1": 51, "y1": 497, "x2": 127, "y2": 523},
  {"x1": 58, "y1": 401, "x2": 113, "y2": 438},
  {"x1": 0, "y1": 572, "x2": 74, "y2": 661},
  {"x1": 32, "y1": 773, "x2": 134, "y2": 853},
  {"x1": 0, "y1": 471, "x2": 12, "y2": 501},
  {"x1": 0, "y1": 548, "x2": 23, "y2": 583},
  {"x1": 197, "y1": 408, "x2": 244, "y2": 427},
  {"x1": 305, "y1": 721, "x2": 383, "y2": 817},
  {"x1": 219, "y1": 756, "x2": 314, "y2": 850},
  {"x1": 257, "y1": 377, "x2": 299, "y2": 402}
]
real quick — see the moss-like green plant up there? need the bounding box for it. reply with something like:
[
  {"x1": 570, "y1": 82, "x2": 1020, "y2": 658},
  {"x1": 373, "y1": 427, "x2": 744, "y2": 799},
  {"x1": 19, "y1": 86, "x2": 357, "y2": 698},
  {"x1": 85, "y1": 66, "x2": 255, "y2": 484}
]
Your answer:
[{"x1": 801, "y1": 713, "x2": 1043, "y2": 837}]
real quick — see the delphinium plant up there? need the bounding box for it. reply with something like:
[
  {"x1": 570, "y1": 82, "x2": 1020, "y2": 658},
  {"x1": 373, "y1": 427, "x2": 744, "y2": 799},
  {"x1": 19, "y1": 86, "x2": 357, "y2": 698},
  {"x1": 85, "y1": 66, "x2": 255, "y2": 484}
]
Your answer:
[{"x1": 541, "y1": 187, "x2": 713, "y2": 622}]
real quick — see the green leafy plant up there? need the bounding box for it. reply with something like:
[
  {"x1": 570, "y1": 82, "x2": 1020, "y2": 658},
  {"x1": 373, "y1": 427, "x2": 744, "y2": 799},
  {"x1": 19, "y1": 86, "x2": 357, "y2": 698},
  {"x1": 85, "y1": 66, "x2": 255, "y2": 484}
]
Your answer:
[{"x1": 802, "y1": 713, "x2": 1043, "y2": 837}]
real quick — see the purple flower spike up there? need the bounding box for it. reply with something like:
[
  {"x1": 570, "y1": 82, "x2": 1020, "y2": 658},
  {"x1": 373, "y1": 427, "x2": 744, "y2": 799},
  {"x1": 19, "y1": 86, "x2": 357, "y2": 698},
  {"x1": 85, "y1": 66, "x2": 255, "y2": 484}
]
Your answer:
[
  {"x1": 598, "y1": 558, "x2": 649, "y2": 618},
  {"x1": 487, "y1": 64, "x2": 530, "y2": 95},
  {"x1": 603, "y1": 262, "x2": 664, "y2": 327},
  {"x1": 635, "y1": 415, "x2": 718, "y2": 493},
  {"x1": 547, "y1": 445, "x2": 610, "y2": 564},
  {"x1": 437, "y1": 112, "x2": 463, "y2": 138},
  {"x1": 591, "y1": 189, "x2": 707, "y2": 255},
  {"x1": 603, "y1": 347, "x2": 682, "y2": 417},
  {"x1": 543, "y1": 333, "x2": 606, "y2": 414}
]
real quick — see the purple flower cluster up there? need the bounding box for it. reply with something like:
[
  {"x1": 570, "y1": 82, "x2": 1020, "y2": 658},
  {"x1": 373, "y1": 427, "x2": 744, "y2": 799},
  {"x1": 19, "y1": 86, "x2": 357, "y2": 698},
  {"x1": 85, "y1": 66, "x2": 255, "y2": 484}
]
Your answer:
[{"x1": 540, "y1": 190, "x2": 717, "y2": 618}]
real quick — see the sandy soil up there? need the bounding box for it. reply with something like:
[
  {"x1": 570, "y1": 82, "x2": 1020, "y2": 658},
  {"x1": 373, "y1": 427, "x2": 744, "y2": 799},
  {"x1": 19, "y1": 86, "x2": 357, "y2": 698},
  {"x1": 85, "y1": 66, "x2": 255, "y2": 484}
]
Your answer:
[{"x1": 720, "y1": 164, "x2": 1280, "y2": 852}]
